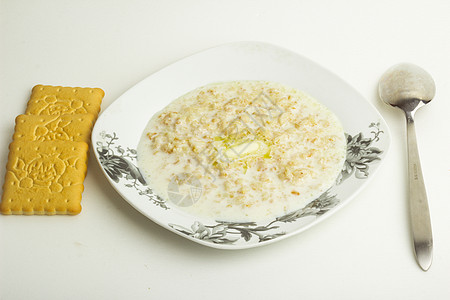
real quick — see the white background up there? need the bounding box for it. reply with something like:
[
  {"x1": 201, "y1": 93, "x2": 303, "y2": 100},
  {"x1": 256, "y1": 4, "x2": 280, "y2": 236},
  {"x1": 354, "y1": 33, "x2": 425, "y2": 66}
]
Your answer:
[{"x1": 1, "y1": 0, "x2": 450, "y2": 299}]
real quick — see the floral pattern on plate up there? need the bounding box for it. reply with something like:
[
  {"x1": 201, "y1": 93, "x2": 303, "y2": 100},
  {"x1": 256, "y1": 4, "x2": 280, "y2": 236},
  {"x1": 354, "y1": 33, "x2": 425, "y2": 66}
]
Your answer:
[
  {"x1": 96, "y1": 131, "x2": 168, "y2": 209},
  {"x1": 96, "y1": 122, "x2": 383, "y2": 245}
]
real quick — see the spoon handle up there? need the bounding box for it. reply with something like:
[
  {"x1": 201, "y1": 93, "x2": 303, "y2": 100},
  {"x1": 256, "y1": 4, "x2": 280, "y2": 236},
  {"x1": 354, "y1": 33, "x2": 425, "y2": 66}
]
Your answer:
[{"x1": 406, "y1": 113, "x2": 433, "y2": 271}]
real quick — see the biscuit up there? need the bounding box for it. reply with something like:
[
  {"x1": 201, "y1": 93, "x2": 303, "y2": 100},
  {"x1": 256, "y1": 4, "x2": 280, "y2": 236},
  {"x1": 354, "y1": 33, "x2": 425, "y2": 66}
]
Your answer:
[
  {"x1": 25, "y1": 85, "x2": 104, "y2": 117},
  {"x1": 13, "y1": 114, "x2": 95, "y2": 143},
  {"x1": 0, "y1": 141, "x2": 89, "y2": 215}
]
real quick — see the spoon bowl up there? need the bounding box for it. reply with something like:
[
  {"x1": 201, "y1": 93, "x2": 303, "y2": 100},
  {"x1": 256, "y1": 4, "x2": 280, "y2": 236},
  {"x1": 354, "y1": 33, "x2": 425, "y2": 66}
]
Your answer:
[
  {"x1": 378, "y1": 63, "x2": 435, "y2": 271},
  {"x1": 379, "y1": 63, "x2": 435, "y2": 113}
]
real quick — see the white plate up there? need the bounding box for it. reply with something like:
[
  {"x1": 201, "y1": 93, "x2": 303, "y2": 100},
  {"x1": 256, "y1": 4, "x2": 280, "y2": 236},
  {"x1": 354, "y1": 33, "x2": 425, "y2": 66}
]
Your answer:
[{"x1": 92, "y1": 41, "x2": 390, "y2": 249}]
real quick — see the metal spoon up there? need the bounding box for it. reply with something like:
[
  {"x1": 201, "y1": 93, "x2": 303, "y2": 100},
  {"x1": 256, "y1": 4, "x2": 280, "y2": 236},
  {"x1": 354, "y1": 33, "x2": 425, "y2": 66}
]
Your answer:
[{"x1": 378, "y1": 63, "x2": 434, "y2": 271}]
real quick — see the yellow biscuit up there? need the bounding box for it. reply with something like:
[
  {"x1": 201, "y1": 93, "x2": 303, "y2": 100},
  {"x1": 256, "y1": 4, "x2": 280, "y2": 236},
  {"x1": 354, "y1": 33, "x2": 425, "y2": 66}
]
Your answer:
[
  {"x1": 25, "y1": 85, "x2": 104, "y2": 117},
  {"x1": 13, "y1": 114, "x2": 95, "y2": 143},
  {"x1": 0, "y1": 141, "x2": 89, "y2": 215}
]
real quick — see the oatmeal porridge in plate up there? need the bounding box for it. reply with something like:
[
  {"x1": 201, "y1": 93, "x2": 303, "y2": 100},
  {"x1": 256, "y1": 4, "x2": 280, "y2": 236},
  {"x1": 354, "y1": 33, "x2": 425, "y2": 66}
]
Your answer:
[{"x1": 137, "y1": 81, "x2": 346, "y2": 222}]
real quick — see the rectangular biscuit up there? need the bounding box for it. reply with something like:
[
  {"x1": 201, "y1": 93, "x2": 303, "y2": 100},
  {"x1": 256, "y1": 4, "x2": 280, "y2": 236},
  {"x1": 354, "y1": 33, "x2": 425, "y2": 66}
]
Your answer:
[
  {"x1": 0, "y1": 141, "x2": 89, "y2": 215},
  {"x1": 25, "y1": 85, "x2": 104, "y2": 118},
  {"x1": 13, "y1": 114, "x2": 95, "y2": 143}
]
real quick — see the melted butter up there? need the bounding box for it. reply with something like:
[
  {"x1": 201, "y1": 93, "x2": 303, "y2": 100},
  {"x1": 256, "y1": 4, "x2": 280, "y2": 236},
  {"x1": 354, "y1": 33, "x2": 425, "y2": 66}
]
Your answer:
[{"x1": 223, "y1": 140, "x2": 268, "y2": 160}]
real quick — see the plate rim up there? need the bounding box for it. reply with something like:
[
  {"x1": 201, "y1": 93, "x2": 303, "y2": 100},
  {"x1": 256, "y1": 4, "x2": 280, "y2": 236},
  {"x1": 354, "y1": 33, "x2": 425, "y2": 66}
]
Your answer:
[{"x1": 92, "y1": 41, "x2": 391, "y2": 249}]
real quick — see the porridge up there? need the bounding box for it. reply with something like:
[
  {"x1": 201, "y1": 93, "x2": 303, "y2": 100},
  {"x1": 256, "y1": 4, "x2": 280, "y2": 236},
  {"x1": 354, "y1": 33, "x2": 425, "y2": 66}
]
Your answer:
[{"x1": 137, "y1": 81, "x2": 346, "y2": 222}]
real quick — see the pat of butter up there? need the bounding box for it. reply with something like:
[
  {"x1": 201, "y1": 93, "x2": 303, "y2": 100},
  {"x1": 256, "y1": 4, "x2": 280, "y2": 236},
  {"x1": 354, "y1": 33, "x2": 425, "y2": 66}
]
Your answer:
[{"x1": 224, "y1": 140, "x2": 268, "y2": 159}]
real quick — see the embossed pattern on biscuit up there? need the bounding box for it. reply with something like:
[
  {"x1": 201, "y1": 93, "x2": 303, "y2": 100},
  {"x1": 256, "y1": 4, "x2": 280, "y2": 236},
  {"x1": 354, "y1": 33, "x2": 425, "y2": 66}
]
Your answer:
[
  {"x1": 1, "y1": 141, "x2": 88, "y2": 215},
  {"x1": 14, "y1": 114, "x2": 95, "y2": 143},
  {"x1": 25, "y1": 85, "x2": 104, "y2": 117},
  {"x1": 1, "y1": 84, "x2": 104, "y2": 215}
]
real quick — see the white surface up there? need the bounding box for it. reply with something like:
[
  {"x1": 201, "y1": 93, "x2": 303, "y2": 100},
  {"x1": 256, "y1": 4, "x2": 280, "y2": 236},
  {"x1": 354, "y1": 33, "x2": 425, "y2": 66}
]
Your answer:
[{"x1": 1, "y1": 0, "x2": 450, "y2": 299}]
